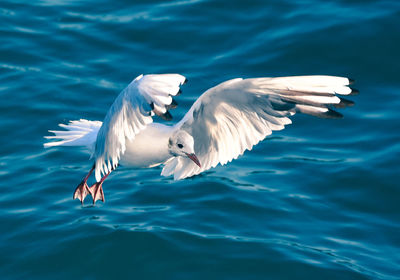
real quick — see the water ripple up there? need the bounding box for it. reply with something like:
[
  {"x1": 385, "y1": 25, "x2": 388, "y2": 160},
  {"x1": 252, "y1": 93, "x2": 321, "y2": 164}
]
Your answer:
[{"x1": 1, "y1": 0, "x2": 399, "y2": 279}]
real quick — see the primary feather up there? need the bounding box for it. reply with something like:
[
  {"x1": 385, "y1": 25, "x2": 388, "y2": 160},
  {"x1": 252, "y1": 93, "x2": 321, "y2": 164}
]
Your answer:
[
  {"x1": 93, "y1": 74, "x2": 186, "y2": 181},
  {"x1": 162, "y1": 75, "x2": 354, "y2": 180}
]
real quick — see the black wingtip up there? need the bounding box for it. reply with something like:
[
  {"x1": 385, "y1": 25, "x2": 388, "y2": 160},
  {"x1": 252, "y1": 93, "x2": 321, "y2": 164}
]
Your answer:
[
  {"x1": 176, "y1": 89, "x2": 182, "y2": 96},
  {"x1": 160, "y1": 111, "x2": 173, "y2": 121},
  {"x1": 348, "y1": 78, "x2": 355, "y2": 85},
  {"x1": 325, "y1": 109, "x2": 343, "y2": 119},
  {"x1": 333, "y1": 97, "x2": 355, "y2": 108},
  {"x1": 349, "y1": 88, "x2": 359, "y2": 95},
  {"x1": 166, "y1": 99, "x2": 178, "y2": 110},
  {"x1": 183, "y1": 78, "x2": 188, "y2": 84}
]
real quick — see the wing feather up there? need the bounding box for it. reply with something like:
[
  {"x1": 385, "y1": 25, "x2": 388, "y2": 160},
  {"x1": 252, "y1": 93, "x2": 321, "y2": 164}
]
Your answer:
[
  {"x1": 163, "y1": 75, "x2": 354, "y2": 180},
  {"x1": 94, "y1": 74, "x2": 186, "y2": 181}
]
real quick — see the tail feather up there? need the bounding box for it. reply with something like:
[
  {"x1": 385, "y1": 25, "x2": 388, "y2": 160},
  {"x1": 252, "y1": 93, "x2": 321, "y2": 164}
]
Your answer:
[{"x1": 44, "y1": 119, "x2": 102, "y2": 150}]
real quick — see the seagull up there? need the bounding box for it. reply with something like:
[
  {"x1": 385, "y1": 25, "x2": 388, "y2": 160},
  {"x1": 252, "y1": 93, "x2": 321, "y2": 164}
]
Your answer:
[{"x1": 44, "y1": 74, "x2": 357, "y2": 205}]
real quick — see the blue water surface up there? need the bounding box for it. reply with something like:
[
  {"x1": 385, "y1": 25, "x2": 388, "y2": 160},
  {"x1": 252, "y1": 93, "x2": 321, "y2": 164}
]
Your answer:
[{"x1": 0, "y1": 0, "x2": 399, "y2": 279}]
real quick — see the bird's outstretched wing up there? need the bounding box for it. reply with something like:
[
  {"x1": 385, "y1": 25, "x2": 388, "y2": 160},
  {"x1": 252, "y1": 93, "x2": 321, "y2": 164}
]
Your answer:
[
  {"x1": 94, "y1": 74, "x2": 186, "y2": 181},
  {"x1": 162, "y1": 75, "x2": 356, "y2": 180}
]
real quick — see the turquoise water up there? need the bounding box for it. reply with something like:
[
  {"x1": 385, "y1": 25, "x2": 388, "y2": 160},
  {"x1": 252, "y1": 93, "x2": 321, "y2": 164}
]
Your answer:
[{"x1": 1, "y1": 0, "x2": 399, "y2": 279}]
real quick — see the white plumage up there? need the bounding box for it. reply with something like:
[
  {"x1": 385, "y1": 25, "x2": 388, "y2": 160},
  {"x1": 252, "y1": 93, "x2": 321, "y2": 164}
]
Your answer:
[
  {"x1": 92, "y1": 74, "x2": 186, "y2": 181},
  {"x1": 44, "y1": 119, "x2": 102, "y2": 151},
  {"x1": 44, "y1": 73, "x2": 356, "y2": 203}
]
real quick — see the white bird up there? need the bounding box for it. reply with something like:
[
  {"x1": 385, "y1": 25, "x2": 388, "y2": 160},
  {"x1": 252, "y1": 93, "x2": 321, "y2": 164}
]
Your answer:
[{"x1": 44, "y1": 74, "x2": 357, "y2": 205}]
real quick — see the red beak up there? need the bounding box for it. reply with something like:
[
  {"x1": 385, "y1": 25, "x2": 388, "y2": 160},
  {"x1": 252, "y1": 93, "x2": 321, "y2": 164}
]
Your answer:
[{"x1": 185, "y1": 153, "x2": 201, "y2": 168}]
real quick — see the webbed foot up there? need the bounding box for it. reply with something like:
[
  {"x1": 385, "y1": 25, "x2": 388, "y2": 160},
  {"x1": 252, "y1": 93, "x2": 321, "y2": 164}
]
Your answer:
[
  {"x1": 89, "y1": 182, "x2": 105, "y2": 204},
  {"x1": 73, "y1": 181, "x2": 91, "y2": 205}
]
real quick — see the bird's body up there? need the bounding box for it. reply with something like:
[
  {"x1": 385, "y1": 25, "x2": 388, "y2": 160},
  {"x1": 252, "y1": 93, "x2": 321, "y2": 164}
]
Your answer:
[
  {"x1": 119, "y1": 123, "x2": 173, "y2": 168},
  {"x1": 44, "y1": 73, "x2": 357, "y2": 205}
]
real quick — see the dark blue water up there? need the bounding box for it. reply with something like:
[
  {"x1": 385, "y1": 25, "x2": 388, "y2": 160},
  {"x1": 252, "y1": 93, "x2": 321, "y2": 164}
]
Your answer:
[{"x1": 1, "y1": 0, "x2": 399, "y2": 279}]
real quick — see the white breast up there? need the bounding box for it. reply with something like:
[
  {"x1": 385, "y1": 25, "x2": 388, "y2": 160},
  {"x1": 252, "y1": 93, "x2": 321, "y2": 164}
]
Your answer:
[{"x1": 119, "y1": 123, "x2": 174, "y2": 168}]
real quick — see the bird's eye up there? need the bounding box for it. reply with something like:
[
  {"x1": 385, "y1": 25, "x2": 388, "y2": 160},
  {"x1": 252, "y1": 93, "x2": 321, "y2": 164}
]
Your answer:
[{"x1": 177, "y1": 143, "x2": 184, "y2": 149}]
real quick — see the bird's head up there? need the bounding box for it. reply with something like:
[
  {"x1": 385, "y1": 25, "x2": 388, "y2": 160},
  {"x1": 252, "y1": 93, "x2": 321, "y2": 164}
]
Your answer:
[{"x1": 168, "y1": 130, "x2": 201, "y2": 167}]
